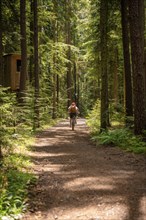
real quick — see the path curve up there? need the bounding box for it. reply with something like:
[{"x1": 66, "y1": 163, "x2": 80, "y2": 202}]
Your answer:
[{"x1": 23, "y1": 118, "x2": 146, "y2": 220}]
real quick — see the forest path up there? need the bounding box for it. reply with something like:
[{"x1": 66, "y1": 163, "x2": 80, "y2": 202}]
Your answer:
[{"x1": 23, "y1": 118, "x2": 146, "y2": 220}]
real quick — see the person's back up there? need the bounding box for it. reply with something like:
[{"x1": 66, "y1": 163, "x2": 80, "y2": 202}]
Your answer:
[
  {"x1": 68, "y1": 102, "x2": 79, "y2": 114},
  {"x1": 68, "y1": 102, "x2": 79, "y2": 126},
  {"x1": 69, "y1": 104, "x2": 77, "y2": 113}
]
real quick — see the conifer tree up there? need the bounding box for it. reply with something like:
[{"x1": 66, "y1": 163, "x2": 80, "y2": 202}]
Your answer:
[
  {"x1": 100, "y1": 0, "x2": 109, "y2": 130},
  {"x1": 128, "y1": 0, "x2": 145, "y2": 134}
]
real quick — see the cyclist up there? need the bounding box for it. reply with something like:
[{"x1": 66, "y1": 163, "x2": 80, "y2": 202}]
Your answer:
[{"x1": 68, "y1": 102, "x2": 79, "y2": 126}]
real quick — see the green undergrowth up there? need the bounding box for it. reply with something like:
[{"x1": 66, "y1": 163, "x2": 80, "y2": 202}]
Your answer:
[
  {"x1": 0, "y1": 117, "x2": 61, "y2": 220},
  {"x1": 0, "y1": 87, "x2": 66, "y2": 219},
  {"x1": 0, "y1": 135, "x2": 36, "y2": 220},
  {"x1": 91, "y1": 128, "x2": 146, "y2": 155},
  {"x1": 87, "y1": 100, "x2": 146, "y2": 155}
]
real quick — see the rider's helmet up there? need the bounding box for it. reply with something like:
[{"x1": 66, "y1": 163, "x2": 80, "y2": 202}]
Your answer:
[{"x1": 71, "y1": 102, "x2": 76, "y2": 106}]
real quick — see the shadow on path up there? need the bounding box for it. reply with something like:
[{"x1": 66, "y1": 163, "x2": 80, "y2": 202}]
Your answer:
[{"x1": 24, "y1": 119, "x2": 146, "y2": 220}]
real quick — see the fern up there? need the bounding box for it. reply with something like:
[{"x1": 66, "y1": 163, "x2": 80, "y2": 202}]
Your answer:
[{"x1": 91, "y1": 128, "x2": 146, "y2": 154}]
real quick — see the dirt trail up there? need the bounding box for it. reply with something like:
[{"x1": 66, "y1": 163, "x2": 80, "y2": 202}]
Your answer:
[{"x1": 23, "y1": 119, "x2": 146, "y2": 220}]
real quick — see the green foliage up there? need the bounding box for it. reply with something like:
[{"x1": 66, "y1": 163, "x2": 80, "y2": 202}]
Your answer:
[
  {"x1": 86, "y1": 100, "x2": 100, "y2": 133},
  {"x1": 0, "y1": 169, "x2": 35, "y2": 220},
  {"x1": 0, "y1": 87, "x2": 37, "y2": 219},
  {"x1": 109, "y1": 102, "x2": 125, "y2": 126},
  {"x1": 91, "y1": 128, "x2": 146, "y2": 155},
  {"x1": 92, "y1": 128, "x2": 130, "y2": 146},
  {"x1": 87, "y1": 99, "x2": 146, "y2": 155},
  {"x1": 0, "y1": 88, "x2": 17, "y2": 150},
  {"x1": 0, "y1": 128, "x2": 35, "y2": 220}
]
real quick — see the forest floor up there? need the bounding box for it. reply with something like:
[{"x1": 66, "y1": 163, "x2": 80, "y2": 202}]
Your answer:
[{"x1": 23, "y1": 118, "x2": 146, "y2": 220}]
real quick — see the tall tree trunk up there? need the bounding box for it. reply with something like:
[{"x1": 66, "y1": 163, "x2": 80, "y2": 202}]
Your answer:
[
  {"x1": 113, "y1": 48, "x2": 119, "y2": 108},
  {"x1": 0, "y1": 0, "x2": 3, "y2": 159},
  {"x1": 73, "y1": 27, "x2": 77, "y2": 103},
  {"x1": 74, "y1": 61, "x2": 77, "y2": 103},
  {"x1": 139, "y1": 0, "x2": 146, "y2": 119},
  {"x1": 144, "y1": 1, "x2": 146, "y2": 94},
  {"x1": 52, "y1": 0, "x2": 58, "y2": 119},
  {"x1": 52, "y1": 54, "x2": 57, "y2": 119},
  {"x1": 56, "y1": 11, "x2": 59, "y2": 115},
  {"x1": 29, "y1": 0, "x2": 34, "y2": 83},
  {"x1": 100, "y1": 0, "x2": 109, "y2": 130},
  {"x1": 19, "y1": 0, "x2": 27, "y2": 101},
  {"x1": 33, "y1": 0, "x2": 40, "y2": 128},
  {"x1": 66, "y1": 0, "x2": 72, "y2": 107},
  {"x1": 128, "y1": 0, "x2": 145, "y2": 134},
  {"x1": 57, "y1": 74, "x2": 59, "y2": 104},
  {"x1": 121, "y1": 0, "x2": 133, "y2": 122},
  {"x1": 77, "y1": 74, "x2": 80, "y2": 108},
  {"x1": 0, "y1": 0, "x2": 3, "y2": 86}
]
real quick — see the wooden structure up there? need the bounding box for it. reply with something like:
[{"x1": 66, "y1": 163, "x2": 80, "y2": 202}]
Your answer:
[{"x1": 3, "y1": 53, "x2": 21, "y2": 90}]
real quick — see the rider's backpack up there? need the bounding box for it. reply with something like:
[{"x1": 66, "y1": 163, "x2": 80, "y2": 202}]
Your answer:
[{"x1": 70, "y1": 106, "x2": 76, "y2": 113}]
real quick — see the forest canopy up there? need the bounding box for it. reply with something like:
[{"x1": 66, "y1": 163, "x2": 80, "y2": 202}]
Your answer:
[
  {"x1": 0, "y1": 0, "x2": 146, "y2": 218},
  {"x1": 0, "y1": 0, "x2": 146, "y2": 143}
]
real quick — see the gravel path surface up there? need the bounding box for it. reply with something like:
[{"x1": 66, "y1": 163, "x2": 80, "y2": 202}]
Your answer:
[{"x1": 23, "y1": 119, "x2": 146, "y2": 220}]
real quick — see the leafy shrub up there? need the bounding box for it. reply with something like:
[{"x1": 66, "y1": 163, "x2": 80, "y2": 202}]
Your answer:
[
  {"x1": 0, "y1": 169, "x2": 35, "y2": 220},
  {"x1": 91, "y1": 128, "x2": 146, "y2": 154},
  {"x1": 86, "y1": 99, "x2": 146, "y2": 155},
  {"x1": 93, "y1": 128, "x2": 130, "y2": 146},
  {"x1": 0, "y1": 145, "x2": 35, "y2": 220},
  {"x1": 86, "y1": 100, "x2": 100, "y2": 133},
  {"x1": 0, "y1": 87, "x2": 36, "y2": 219}
]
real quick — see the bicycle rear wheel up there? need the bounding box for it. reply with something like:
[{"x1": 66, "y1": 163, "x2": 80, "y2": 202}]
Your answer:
[{"x1": 71, "y1": 117, "x2": 75, "y2": 131}]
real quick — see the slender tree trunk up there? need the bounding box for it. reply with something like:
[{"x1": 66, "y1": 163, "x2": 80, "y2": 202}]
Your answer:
[
  {"x1": 66, "y1": 0, "x2": 72, "y2": 107},
  {"x1": 73, "y1": 27, "x2": 77, "y2": 103},
  {"x1": 33, "y1": 0, "x2": 40, "y2": 128},
  {"x1": 0, "y1": 0, "x2": 3, "y2": 86},
  {"x1": 77, "y1": 74, "x2": 80, "y2": 108},
  {"x1": 56, "y1": 7, "x2": 59, "y2": 114},
  {"x1": 52, "y1": 53, "x2": 57, "y2": 119},
  {"x1": 52, "y1": 75, "x2": 57, "y2": 119},
  {"x1": 121, "y1": 0, "x2": 133, "y2": 122},
  {"x1": 128, "y1": 0, "x2": 145, "y2": 134},
  {"x1": 139, "y1": 0, "x2": 146, "y2": 120},
  {"x1": 113, "y1": 48, "x2": 119, "y2": 108},
  {"x1": 100, "y1": 0, "x2": 109, "y2": 131},
  {"x1": 97, "y1": 56, "x2": 101, "y2": 99},
  {"x1": 29, "y1": 0, "x2": 34, "y2": 83},
  {"x1": 52, "y1": 0, "x2": 58, "y2": 119},
  {"x1": 19, "y1": 0, "x2": 27, "y2": 101},
  {"x1": 57, "y1": 75, "x2": 59, "y2": 104},
  {"x1": 0, "y1": 0, "x2": 3, "y2": 159},
  {"x1": 74, "y1": 61, "x2": 77, "y2": 103},
  {"x1": 145, "y1": 44, "x2": 146, "y2": 95},
  {"x1": 144, "y1": 1, "x2": 146, "y2": 94}
]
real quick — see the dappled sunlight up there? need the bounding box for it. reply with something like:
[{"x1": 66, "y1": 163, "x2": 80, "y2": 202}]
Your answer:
[
  {"x1": 24, "y1": 119, "x2": 146, "y2": 220},
  {"x1": 45, "y1": 202, "x2": 129, "y2": 220},
  {"x1": 112, "y1": 170, "x2": 135, "y2": 176},
  {"x1": 44, "y1": 164, "x2": 65, "y2": 172},
  {"x1": 64, "y1": 176, "x2": 115, "y2": 191},
  {"x1": 140, "y1": 196, "x2": 146, "y2": 218}
]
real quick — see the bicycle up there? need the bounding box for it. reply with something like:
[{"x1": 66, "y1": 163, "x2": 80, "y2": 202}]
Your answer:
[{"x1": 70, "y1": 115, "x2": 76, "y2": 131}]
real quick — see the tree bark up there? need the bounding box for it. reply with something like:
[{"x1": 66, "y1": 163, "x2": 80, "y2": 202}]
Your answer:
[
  {"x1": 121, "y1": 0, "x2": 133, "y2": 121},
  {"x1": 100, "y1": 0, "x2": 109, "y2": 130},
  {"x1": 66, "y1": 0, "x2": 72, "y2": 107},
  {"x1": 33, "y1": 0, "x2": 40, "y2": 128},
  {"x1": 113, "y1": 48, "x2": 119, "y2": 108},
  {"x1": 128, "y1": 0, "x2": 145, "y2": 134},
  {"x1": 52, "y1": 0, "x2": 58, "y2": 119},
  {"x1": 29, "y1": 0, "x2": 34, "y2": 83},
  {"x1": 19, "y1": 0, "x2": 27, "y2": 101},
  {"x1": 144, "y1": 1, "x2": 146, "y2": 94},
  {"x1": 0, "y1": 0, "x2": 3, "y2": 86}
]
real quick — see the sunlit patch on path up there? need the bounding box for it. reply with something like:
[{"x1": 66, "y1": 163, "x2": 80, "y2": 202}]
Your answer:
[{"x1": 23, "y1": 119, "x2": 146, "y2": 220}]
